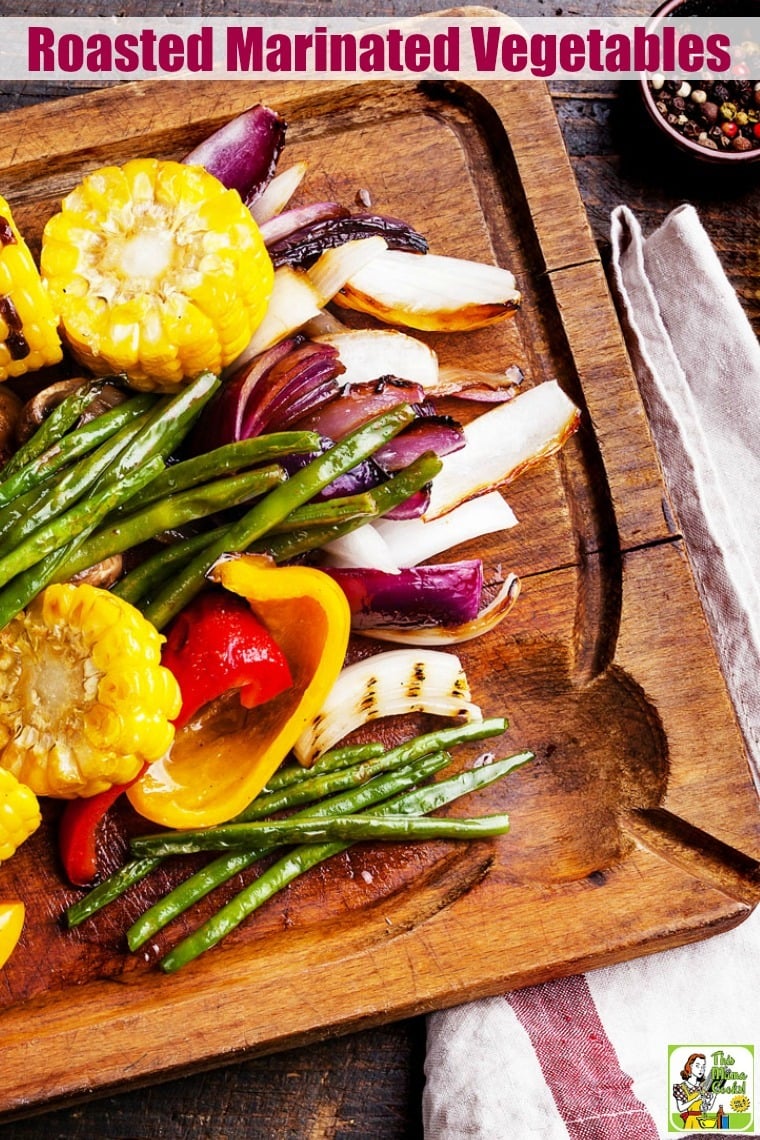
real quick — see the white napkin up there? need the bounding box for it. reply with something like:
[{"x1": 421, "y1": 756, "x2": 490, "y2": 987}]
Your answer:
[
  {"x1": 610, "y1": 203, "x2": 760, "y2": 791},
  {"x1": 422, "y1": 205, "x2": 760, "y2": 1139}
]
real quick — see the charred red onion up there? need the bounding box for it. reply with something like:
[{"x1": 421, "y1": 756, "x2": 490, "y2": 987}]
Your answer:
[
  {"x1": 196, "y1": 337, "x2": 343, "y2": 451},
  {"x1": 266, "y1": 212, "x2": 428, "y2": 269},
  {"x1": 292, "y1": 377, "x2": 426, "y2": 439},
  {"x1": 324, "y1": 561, "x2": 484, "y2": 629},
  {"x1": 183, "y1": 103, "x2": 286, "y2": 205},
  {"x1": 259, "y1": 202, "x2": 349, "y2": 247},
  {"x1": 374, "y1": 415, "x2": 464, "y2": 472}
]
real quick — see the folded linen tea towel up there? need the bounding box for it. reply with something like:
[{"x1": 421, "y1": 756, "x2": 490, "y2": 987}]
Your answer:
[{"x1": 423, "y1": 205, "x2": 760, "y2": 1140}]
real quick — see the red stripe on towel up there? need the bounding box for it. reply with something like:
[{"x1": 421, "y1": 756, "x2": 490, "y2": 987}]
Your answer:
[{"x1": 507, "y1": 975, "x2": 660, "y2": 1140}]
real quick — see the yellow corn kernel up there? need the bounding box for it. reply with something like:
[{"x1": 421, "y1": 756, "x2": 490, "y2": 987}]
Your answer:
[
  {"x1": 41, "y1": 159, "x2": 274, "y2": 393},
  {"x1": 0, "y1": 768, "x2": 41, "y2": 862},
  {"x1": 0, "y1": 195, "x2": 63, "y2": 382},
  {"x1": 0, "y1": 583, "x2": 181, "y2": 799}
]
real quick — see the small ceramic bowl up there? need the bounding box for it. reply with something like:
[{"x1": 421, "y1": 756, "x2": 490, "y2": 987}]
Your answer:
[{"x1": 639, "y1": 0, "x2": 760, "y2": 164}]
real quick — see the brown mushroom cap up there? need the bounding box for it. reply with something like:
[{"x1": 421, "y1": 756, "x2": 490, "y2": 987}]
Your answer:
[{"x1": 15, "y1": 377, "x2": 128, "y2": 446}]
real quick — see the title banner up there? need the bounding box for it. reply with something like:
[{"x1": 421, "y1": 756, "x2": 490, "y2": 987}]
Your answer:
[{"x1": 1, "y1": 16, "x2": 759, "y2": 82}]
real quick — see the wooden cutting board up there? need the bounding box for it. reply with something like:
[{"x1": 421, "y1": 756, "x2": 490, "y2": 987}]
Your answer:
[{"x1": 0, "y1": 74, "x2": 758, "y2": 1121}]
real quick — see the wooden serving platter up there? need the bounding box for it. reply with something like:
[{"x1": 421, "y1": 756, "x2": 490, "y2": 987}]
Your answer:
[{"x1": 0, "y1": 75, "x2": 759, "y2": 1121}]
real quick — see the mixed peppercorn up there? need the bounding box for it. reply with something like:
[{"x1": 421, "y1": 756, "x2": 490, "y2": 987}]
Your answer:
[{"x1": 649, "y1": 76, "x2": 760, "y2": 153}]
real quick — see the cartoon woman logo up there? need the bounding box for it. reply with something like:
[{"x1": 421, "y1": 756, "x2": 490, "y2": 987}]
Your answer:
[{"x1": 672, "y1": 1053, "x2": 717, "y2": 1129}]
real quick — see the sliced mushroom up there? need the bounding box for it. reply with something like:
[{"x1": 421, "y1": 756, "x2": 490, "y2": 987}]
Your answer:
[
  {"x1": 68, "y1": 555, "x2": 124, "y2": 590},
  {"x1": 0, "y1": 385, "x2": 24, "y2": 468},
  {"x1": 15, "y1": 376, "x2": 128, "y2": 446}
]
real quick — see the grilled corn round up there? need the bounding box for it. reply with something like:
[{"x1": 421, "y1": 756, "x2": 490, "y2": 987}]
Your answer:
[
  {"x1": 0, "y1": 194, "x2": 63, "y2": 382},
  {"x1": 0, "y1": 768, "x2": 40, "y2": 861},
  {"x1": 41, "y1": 159, "x2": 274, "y2": 391},
  {"x1": 0, "y1": 583, "x2": 181, "y2": 798}
]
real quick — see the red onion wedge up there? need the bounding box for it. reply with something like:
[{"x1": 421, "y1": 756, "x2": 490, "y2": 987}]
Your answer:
[
  {"x1": 202, "y1": 337, "x2": 343, "y2": 449},
  {"x1": 423, "y1": 380, "x2": 581, "y2": 521},
  {"x1": 434, "y1": 364, "x2": 525, "y2": 403},
  {"x1": 374, "y1": 415, "x2": 465, "y2": 473},
  {"x1": 334, "y1": 250, "x2": 521, "y2": 333},
  {"x1": 259, "y1": 202, "x2": 349, "y2": 248},
  {"x1": 382, "y1": 487, "x2": 431, "y2": 521},
  {"x1": 293, "y1": 378, "x2": 426, "y2": 440},
  {"x1": 360, "y1": 572, "x2": 521, "y2": 646},
  {"x1": 293, "y1": 648, "x2": 482, "y2": 764},
  {"x1": 241, "y1": 340, "x2": 344, "y2": 437},
  {"x1": 183, "y1": 104, "x2": 286, "y2": 206},
  {"x1": 207, "y1": 337, "x2": 297, "y2": 446},
  {"x1": 324, "y1": 561, "x2": 484, "y2": 629},
  {"x1": 375, "y1": 491, "x2": 518, "y2": 568}
]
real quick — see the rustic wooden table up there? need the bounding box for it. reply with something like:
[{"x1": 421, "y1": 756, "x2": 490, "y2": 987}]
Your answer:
[{"x1": 1, "y1": 2, "x2": 757, "y2": 1137}]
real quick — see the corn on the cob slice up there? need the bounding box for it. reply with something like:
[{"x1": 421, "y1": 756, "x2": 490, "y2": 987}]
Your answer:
[
  {"x1": 0, "y1": 583, "x2": 181, "y2": 799},
  {"x1": 40, "y1": 159, "x2": 274, "y2": 392},
  {"x1": 0, "y1": 194, "x2": 63, "y2": 382},
  {"x1": 0, "y1": 767, "x2": 41, "y2": 861}
]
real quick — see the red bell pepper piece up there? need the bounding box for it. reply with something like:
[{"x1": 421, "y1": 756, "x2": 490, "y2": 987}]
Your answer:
[
  {"x1": 161, "y1": 587, "x2": 293, "y2": 730},
  {"x1": 59, "y1": 765, "x2": 146, "y2": 887}
]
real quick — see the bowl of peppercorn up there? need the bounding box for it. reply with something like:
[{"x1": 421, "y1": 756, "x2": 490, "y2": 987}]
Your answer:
[{"x1": 640, "y1": 0, "x2": 760, "y2": 162}]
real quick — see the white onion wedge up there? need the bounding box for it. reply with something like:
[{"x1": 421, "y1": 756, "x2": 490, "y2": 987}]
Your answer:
[
  {"x1": 423, "y1": 380, "x2": 581, "y2": 520},
  {"x1": 334, "y1": 249, "x2": 521, "y2": 332},
  {"x1": 361, "y1": 573, "x2": 521, "y2": 646},
  {"x1": 230, "y1": 266, "x2": 323, "y2": 367},
  {"x1": 322, "y1": 525, "x2": 400, "y2": 575},
  {"x1": 302, "y1": 310, "x2": 349, "y2": 338},
  {"x1": 317, "y1": 329, "x2": 439, "y2": 388},
  {"x1": 376, "y1": 491, "x2": 517, "y2": 569},
  {"x1": 307, "y1": 236, "x2": 388, "y2": 307},
  {"x1": 249, "y1": 161, "x2": 308, "y2": 224},
  {"x1": 293, "y1": 649, "x2": 482, "y2": 764}
]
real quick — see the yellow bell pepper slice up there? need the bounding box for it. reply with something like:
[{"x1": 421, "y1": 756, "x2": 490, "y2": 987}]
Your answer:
[
  {"x1": 128, "y1": 555, "x2": 351, "y2": 829},
  {"x1": 0, "y1": 901, "x2": 25, "y2": 969}
]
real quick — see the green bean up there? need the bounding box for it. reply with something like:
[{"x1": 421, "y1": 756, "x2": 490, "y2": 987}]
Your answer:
[
  {"x1": 128, "y1": 750, "x2": 451, "y2": 953},
  {"x1": 271, "y1": 491, "x2": 379, "y2": 531},
  {"x1": 235, "y1": 716, "x2": 507, "y2": 822},
  {"x1": 110, "y1": 431, "x2": 320, "y2": 516},
  {"x1": 57, "y1": 465, "x2": 286, "y2": 583},
  {"x1": 0, "y1": 481, "x2": 52, "y2": 545},
  {"x1": 0, "y1": 407, "x2": 155, "y2": 554},
  {"x1": 101, "y1": 370, "x2": 220, "y2": 489},
  {"x1": 0, "y1": 379, "x2": 104, "y2": 481},
  {"x1": 262, "y1": 741, "x2": 385, "y2": 793},
  {"x1": 134, "y1": 812, "x2": 512, "y2": 856},
  {"x1": 66, "y1": 739, "x2": 402, "y2": 935},
  {"x1": 65, "y1": 857, "x2": 162, "y2": 927},
  {"x1": 0, "y1": 394, "x2": 155, "y2": 509},
  {"x1": 111, "y1": 526, "x2": 228, "y2": 606},
  {"x1": 258, "y1": 450, "x2": 443, "y2": 563},
  {"x1": 143, "y1": 404, "x2": 417, "y2": 630},
  {"x1": 159, "y1": 749, "x2": 532, "y2": 972},
  {"x1": 0, "y1": 456, "x2": 164, "y2": 629},
  {"x1": 0, "y1": 450, "x2": 167, "y2": 590}
]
